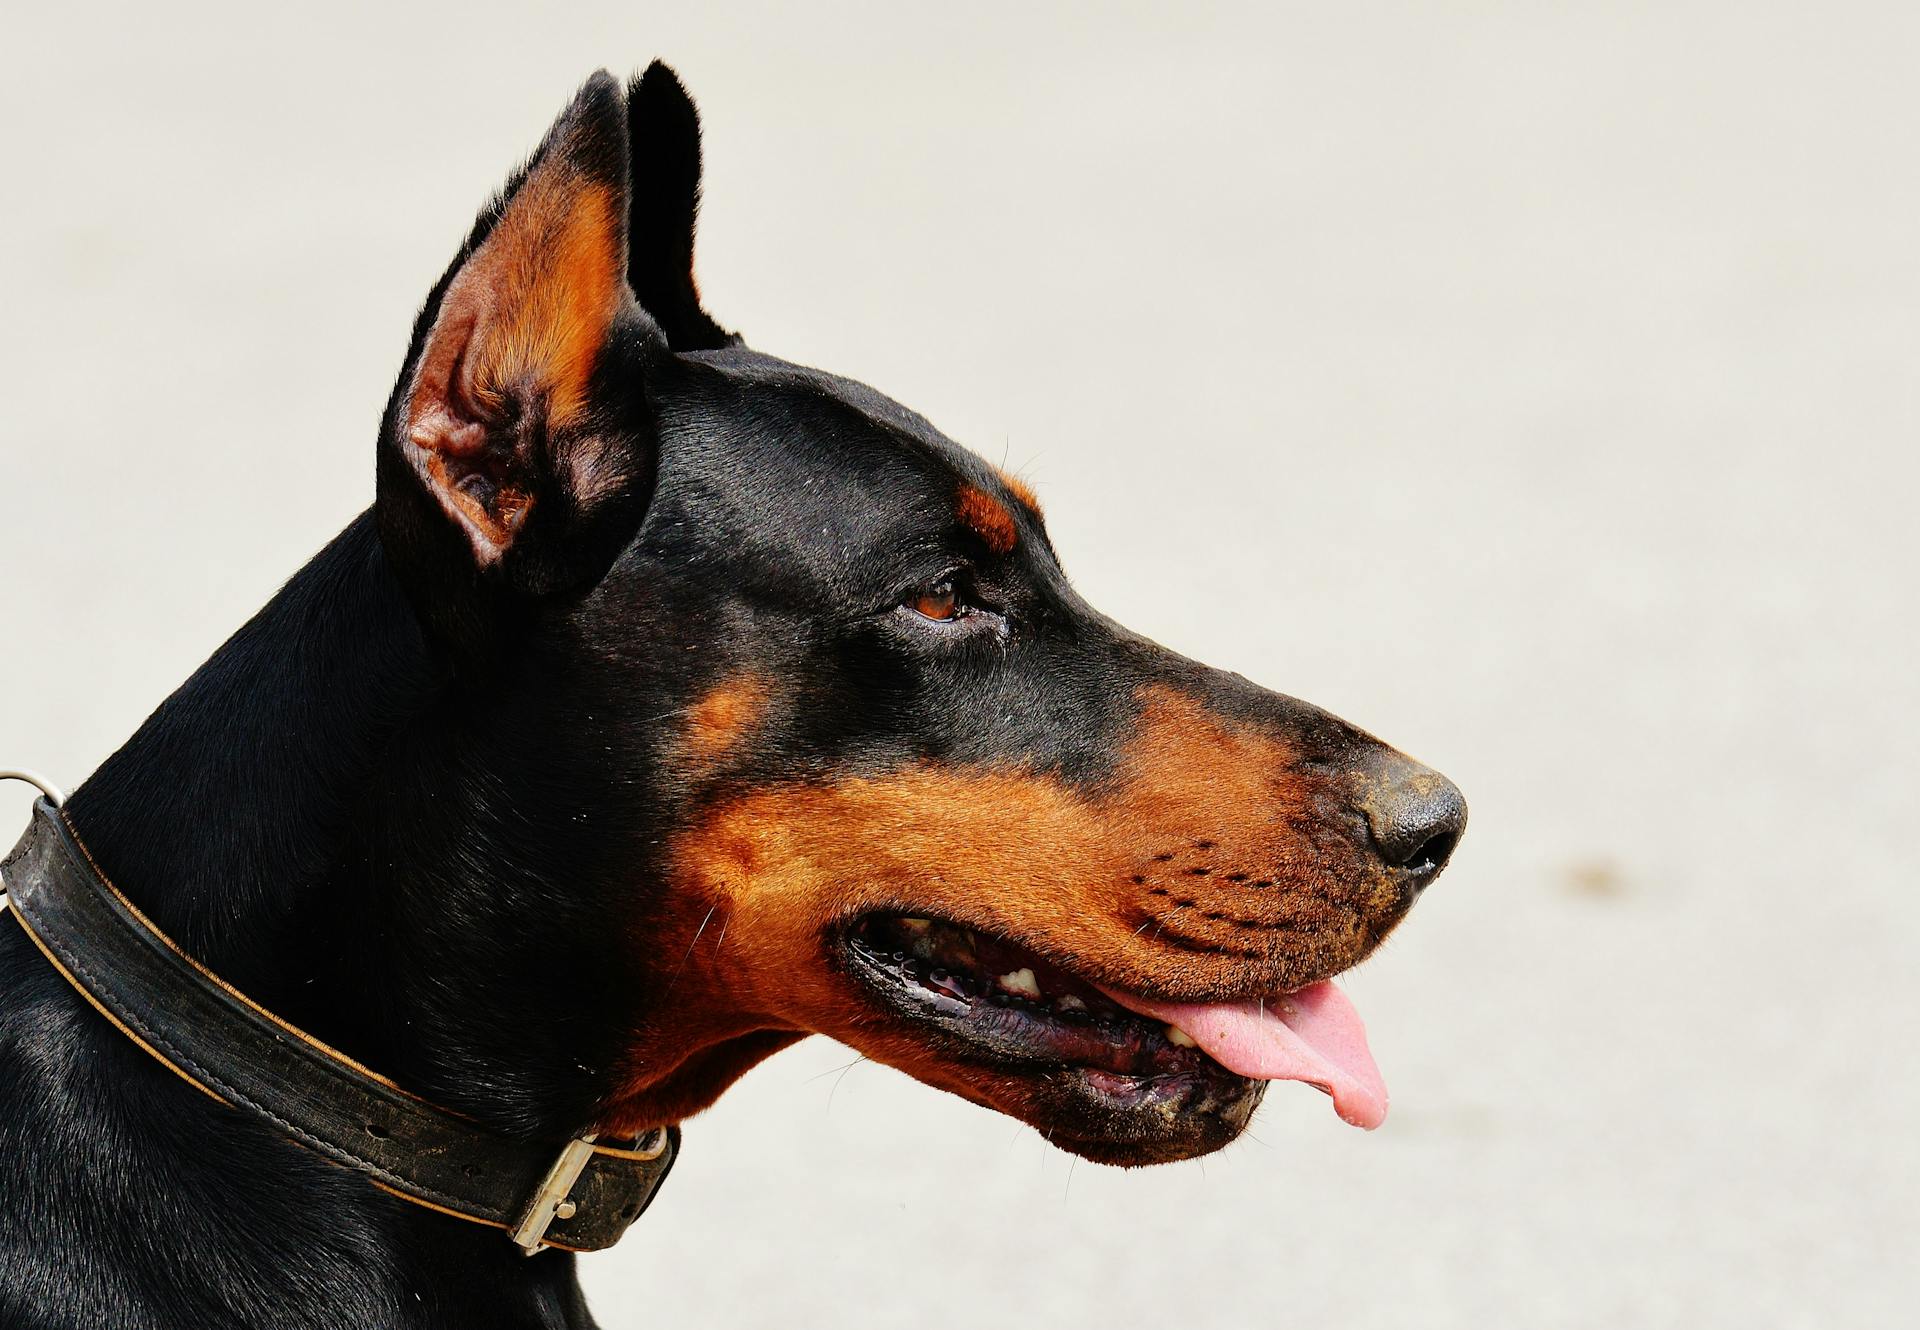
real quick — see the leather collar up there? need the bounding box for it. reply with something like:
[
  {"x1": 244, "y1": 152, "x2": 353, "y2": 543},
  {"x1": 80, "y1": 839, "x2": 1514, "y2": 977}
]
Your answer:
[{"x1": 1, "y1": 799, "x2": 677, "y2": 1255}]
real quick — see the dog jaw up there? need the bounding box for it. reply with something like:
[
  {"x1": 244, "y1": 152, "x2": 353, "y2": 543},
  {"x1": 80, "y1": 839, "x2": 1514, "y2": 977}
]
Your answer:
[{"x1": 596, "y1": 686, "x2": 1407, "y2": 1162}]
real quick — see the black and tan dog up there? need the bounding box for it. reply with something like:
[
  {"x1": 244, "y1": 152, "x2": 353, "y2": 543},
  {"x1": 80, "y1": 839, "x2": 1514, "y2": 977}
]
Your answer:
[{"x1": 0, "y1": 65, "x2": 1463, "y2": 1329}]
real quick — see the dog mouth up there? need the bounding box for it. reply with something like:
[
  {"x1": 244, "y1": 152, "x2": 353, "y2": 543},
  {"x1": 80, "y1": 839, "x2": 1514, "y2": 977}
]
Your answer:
[{"x1": 840, "y1": 914, "x2": 1388, "y2": 1141}]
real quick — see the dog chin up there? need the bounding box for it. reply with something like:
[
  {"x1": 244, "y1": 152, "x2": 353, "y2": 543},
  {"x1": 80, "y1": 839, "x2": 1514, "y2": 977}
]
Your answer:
[
  {"x1": 990, "y1": 1065, "x2": 1267, "y2": 1167},
  {"x1": 838, "y1": 1021, "x2": 1269, "y2": 1168}
]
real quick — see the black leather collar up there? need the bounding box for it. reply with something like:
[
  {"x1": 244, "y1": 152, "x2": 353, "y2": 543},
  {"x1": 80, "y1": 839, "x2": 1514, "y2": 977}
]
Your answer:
[{"x1": 1, "y1": 799, "x2": 677, "y2": 1255}]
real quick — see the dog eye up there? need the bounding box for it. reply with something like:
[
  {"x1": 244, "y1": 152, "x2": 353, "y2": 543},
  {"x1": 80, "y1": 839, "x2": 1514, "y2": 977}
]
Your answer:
[{"x1": 910, "y1": 580, "x2": 961, "y2": 621}]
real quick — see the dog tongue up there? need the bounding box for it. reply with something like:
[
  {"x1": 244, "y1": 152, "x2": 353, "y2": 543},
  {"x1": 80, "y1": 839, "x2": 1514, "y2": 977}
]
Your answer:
[{"x1": 1094, "y1": 979, "x2": 1389, "y2": 1129}]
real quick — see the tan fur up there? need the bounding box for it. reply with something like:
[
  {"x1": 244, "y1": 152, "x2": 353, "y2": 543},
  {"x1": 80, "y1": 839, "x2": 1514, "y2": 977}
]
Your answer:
[
  {"x1": 956, "y1": 484, "x2": 1018, "y2": 555},
  {"x1": 600, "y1": 687, "x2": 1398, "y2": 1132},
  {"x1": 680, "y1": 675, "x2": 771, "y2": 762},
  {"x1": 998, "y1": 470, "x2": 1043, "y2": 517},
  {"x1": 402, "y1": 156, "x2": 626, "y2": 557},
  {"x1": 456, "y1": 173, "x2": 623, "y2": 432}
]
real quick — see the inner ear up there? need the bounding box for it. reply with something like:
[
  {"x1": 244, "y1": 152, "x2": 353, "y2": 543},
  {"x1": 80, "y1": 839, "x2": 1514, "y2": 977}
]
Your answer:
[
  {"x1": 400, "y1": 72, "x2": 639, "y2": 568},
  {"x1": 626, "y1": 61, "x2": 734, "y2": 351}
]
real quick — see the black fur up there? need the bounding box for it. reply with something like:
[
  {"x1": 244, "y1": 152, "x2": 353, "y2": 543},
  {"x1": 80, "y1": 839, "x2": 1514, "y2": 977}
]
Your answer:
[
  {"x1": 626, "y1": 62, "x2": 735, "y2": 351},
  {"x1": 0, "y1": 65, "x2": 1455, "y2": 1329}
]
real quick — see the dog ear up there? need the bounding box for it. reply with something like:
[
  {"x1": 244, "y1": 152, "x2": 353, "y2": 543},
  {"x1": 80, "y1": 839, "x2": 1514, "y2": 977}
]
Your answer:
[
  {"x1": 626, "y1": 61, "x2": 734, "y2": 351},
  {"x1": 380, "y1": 72, "x2": 656, "y2": 610}
]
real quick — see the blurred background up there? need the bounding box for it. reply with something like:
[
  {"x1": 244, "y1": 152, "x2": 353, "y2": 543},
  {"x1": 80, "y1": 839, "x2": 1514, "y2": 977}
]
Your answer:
[{"x1": 2, "y1": 3, "x2": 1912, "y2": 1326}]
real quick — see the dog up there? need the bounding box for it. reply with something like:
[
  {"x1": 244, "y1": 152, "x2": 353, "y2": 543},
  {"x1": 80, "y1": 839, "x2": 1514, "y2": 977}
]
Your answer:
[{"x1": 0, "y1": 63, "x2": 1464, "y2": 1329}]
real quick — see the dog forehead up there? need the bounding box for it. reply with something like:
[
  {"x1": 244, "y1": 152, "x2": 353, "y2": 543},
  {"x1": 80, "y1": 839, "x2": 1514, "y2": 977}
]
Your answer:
[
  {"x1": 681, "y1": 346, "x2": 934, "y2": 416},
  {"x1": 654, "y1": 349, "x2": 1010, "y2": 556}
]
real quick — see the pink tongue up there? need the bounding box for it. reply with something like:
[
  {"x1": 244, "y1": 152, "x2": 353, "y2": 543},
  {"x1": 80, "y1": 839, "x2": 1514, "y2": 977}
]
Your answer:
[{"x1": 1094, "y1": 979, "x2": 1390, "y2": 1129}]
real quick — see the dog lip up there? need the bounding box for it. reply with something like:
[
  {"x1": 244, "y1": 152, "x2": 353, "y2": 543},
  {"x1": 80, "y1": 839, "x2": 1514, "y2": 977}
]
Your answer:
[
  {"x1": 831, "y1": 915, "x2": 1271, "y2": 1162},
  {"x1": 830, "y1": 907, "x2": 1364, "y2": 1014},
  {"x1": 834, "y1": 915, "x2": 1256, "y2": 1087},
  {"x1": 830, "y1": 907, "x2": 1349, "y2": 1008},
  {"x1": 833, "y1": 910, "x2": 1388, "y2": 1130}
]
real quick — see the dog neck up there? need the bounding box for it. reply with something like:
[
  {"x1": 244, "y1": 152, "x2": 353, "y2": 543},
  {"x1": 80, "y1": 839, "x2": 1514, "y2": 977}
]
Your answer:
[
  {"x1": 56, "y1": 512, "x2": 668, "y2": 1134},
  {"x1": 60, "y1": 515, "x2": 449, "y2": 1078},
  {"x1": 0, "y1": 514, "x2": 632, "y2": 1328}
]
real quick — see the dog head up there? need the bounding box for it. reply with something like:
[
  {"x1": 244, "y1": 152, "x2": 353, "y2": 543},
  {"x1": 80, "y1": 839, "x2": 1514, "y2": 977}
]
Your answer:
[{"x1": 374, "y1": 67, "x2": 1464, "y2": 1166}]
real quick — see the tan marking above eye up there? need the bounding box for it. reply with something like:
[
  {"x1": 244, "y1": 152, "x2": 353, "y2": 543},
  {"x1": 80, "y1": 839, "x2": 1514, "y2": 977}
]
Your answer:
[
  {"x1": 955, "y1": 484, "x2": 1018, "y2": 555},
  {"x1": 999, "y1": 471, "x2": 1043, "y2": 518}
]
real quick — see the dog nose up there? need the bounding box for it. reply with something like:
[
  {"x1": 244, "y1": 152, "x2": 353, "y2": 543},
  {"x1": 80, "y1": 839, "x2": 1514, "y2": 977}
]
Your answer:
[{"x1": 1354, "y1": 752, "x2": 1466, "y2": 889}]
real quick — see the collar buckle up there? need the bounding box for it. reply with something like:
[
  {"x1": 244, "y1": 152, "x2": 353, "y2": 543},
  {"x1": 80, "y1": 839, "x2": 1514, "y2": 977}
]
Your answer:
[
  {"x1": 511, "y1": 1134, "x2": 601, "y2": 1255},
  {"x1": 510, "y1": 1127, "x2": 669, "y2": 1255}
]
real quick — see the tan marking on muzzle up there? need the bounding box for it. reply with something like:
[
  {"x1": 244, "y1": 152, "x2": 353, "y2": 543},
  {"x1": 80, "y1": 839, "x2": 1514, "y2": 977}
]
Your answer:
[{"x1": 680, "y1": 675, "x2": 772, "y2": 762}]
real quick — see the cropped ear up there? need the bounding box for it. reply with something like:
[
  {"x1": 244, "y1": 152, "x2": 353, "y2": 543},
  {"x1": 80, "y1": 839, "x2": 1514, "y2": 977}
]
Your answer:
[
  {"x1": 626, "y1": 61, "x2": 735, "y2": 351},
  {"x1": 381, "y1": 71, "x2": 656, "y2": 605}
]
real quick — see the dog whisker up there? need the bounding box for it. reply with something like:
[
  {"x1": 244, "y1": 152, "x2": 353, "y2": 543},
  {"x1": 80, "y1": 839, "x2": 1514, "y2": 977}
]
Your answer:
[
  {"x1": 804, "y1": 1055, "x2": 867, "y2": 1087},
  {"x1": 825, "y1": 1056, "x2": 869, "y2": 1115},
  {"x1": 661, "y1": 905, "x2": 718, "y2": 999}
]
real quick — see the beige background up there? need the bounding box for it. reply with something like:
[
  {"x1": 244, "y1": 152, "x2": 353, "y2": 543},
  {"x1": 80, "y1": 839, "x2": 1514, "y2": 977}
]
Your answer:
[{"x1": 2, "y1": 3, "x2": 1913, "y2": 1326}]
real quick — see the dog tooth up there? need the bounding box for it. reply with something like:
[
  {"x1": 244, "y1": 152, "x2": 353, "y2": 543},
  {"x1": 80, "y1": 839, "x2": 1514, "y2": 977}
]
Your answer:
[
  {"x1": 1165, "y1": 1024, "x2": 1198, "y2": 1048},
  {"x1": 1056, "y1": 994, "x2": 1086, "y2": 1013},
  {"x1": 998, "y1": 968, "x2": 1041, "y2": 1000}
]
